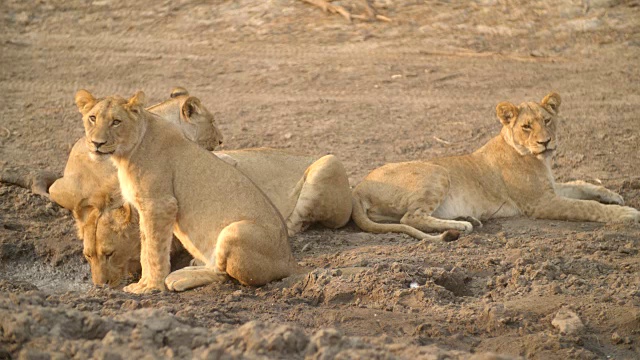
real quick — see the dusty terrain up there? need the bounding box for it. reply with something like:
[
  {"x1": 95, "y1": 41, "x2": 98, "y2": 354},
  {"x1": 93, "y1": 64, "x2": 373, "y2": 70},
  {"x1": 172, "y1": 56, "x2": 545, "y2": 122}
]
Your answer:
[{"x1": 1, "y1": 0, "x2": 640, "y2": 359}]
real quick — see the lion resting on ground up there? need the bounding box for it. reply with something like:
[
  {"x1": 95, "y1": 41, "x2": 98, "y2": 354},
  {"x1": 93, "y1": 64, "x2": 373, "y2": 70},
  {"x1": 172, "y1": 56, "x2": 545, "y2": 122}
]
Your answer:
[
  {"x1": 75, "y1": 89, "x2": 301, "y2": 293},
  {"x1": 352, "y1": 92, "x2": 639, "y2": 239}
]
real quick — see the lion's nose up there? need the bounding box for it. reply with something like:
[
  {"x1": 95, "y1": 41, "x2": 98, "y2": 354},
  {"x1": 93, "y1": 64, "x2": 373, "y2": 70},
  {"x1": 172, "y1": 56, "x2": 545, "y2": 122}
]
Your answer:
[
  {"x1": 92, "y1": 140, "x2": 106, "y2": 149},
  {"x1": 538, "y1": 139, "x2": 551, "y2": 147}
]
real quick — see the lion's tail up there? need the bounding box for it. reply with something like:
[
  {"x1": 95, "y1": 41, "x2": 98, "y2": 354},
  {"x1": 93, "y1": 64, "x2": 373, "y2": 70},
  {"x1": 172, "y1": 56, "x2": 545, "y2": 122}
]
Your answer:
[
  {"x1": 1, "y1": 167, "x2": 58, "y2": 198},
  {"x1": 351, "y1": 196, "x2": 459, "y2": 242}
]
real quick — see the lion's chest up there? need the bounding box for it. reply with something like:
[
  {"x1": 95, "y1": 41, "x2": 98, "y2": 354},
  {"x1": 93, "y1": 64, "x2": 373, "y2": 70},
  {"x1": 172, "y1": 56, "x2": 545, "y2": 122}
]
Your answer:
[{"x1": 117, "y1": 168, "x2": 139, "y2": 206}]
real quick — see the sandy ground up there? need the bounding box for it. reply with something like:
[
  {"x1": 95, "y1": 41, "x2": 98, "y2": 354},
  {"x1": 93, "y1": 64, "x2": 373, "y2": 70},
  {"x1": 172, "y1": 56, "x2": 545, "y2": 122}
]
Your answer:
[{"x1": 1, "y1": 0, "x2": 640, "y2": 359}]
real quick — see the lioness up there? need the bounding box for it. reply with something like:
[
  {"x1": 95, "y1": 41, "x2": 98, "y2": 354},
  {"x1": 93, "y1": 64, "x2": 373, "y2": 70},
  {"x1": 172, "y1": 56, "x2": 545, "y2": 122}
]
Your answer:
[
  {"x1": 76, "y1": 89, "x2": 297, "y2": 293},
  {"x1": 352, "y1": 92, "x2": 639, "y2": 239}
]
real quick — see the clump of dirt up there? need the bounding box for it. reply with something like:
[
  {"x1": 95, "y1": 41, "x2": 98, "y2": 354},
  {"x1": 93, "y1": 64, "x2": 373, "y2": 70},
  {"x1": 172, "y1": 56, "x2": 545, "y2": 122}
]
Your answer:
[{"x1": 0, "y1": 281, "x2": 516, "y2": 359}]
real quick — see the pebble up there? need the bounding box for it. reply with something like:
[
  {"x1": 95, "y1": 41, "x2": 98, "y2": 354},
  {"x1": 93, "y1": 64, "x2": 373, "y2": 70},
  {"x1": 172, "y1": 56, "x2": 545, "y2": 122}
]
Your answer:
[{"x1": 551, "y1": 308, "x2": 585, "y2": 335}]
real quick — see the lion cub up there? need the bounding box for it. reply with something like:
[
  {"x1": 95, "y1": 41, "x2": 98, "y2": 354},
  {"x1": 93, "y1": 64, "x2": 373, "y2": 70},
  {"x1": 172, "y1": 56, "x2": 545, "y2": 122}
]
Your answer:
[
  {"x1": 76, "y1": 90, "x2": 297, "y2": 293},
  {"x1": 352, "y1": 92, "x2": 639, "y2": 239}
]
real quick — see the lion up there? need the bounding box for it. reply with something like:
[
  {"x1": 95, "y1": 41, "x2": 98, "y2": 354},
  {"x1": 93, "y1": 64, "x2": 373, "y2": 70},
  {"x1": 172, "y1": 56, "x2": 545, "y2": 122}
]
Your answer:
[
  {"x1": 75, "y1": 89, "x2": 301, "y2": 293},
  {"x1": 352, "y1": 92, "x2": 639, "y2": 239},
  {"x1": 72, "y1": 182, "x2": 141, "y2": 287}
]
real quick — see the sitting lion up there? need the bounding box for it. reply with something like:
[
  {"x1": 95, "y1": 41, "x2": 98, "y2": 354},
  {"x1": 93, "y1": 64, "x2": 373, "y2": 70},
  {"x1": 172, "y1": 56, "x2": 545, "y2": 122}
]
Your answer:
[{"x1": 352, "y1": 92, "x2": 639, "y2": 239}]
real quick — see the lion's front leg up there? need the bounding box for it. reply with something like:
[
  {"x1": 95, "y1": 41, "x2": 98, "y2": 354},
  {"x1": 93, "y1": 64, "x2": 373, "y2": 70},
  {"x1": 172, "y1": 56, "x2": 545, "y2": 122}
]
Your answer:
[
  {"x1": 555, "y1": 180, "x2": 624, "y2": 205},
  {"x1": 529, "y1": 195, "x2": 639, "y2": 224},
  {"x1": 124, "y1": 197, "x2": 178, "y2": 294}
]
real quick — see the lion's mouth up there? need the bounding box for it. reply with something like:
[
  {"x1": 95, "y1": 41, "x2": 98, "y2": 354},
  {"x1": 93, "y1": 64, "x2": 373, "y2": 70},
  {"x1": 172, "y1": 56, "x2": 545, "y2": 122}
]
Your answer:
[
  {"x1": 94, "y1": 149, "x2": 115, "y2": 155},
  {"x1": 536, "y1": 147, "x2": 556, "y2": 155}
]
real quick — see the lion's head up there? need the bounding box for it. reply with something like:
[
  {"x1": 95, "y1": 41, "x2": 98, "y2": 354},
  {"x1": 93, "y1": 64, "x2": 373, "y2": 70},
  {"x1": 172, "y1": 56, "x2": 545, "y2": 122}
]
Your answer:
[
  {"x1": 75, "y1": 90, "x2": 147, "y2": 158},
  {"x1": 497, "y1": 92, "x2": 561, "y2": 158},
  {"x1": 147, "y1": 87, "x2": 223, "y2": 151},
  {"x1": 73, "y1": 187, "x2": 141, "y2": 287}
]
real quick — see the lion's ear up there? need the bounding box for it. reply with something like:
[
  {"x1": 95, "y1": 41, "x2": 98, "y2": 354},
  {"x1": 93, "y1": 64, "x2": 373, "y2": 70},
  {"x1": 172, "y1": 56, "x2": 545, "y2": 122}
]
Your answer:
[
  {"x1": 75, "y1": 90, "x2": 96, "y2": 114},
  {"x1": 496, "y1": 101, "x2": 519, "y2": 126},
  {"x1": 181, "y1": 96, "x2": 203, "y2": 124},
  {"x1": 170, "y1": 87, "x2": 189, "y2": 98},
  {"x1": 541, "y1": 92, "x2": 561, "y2": 114},
  {"x1": 117, "y1": 202, "x2": 134, "y2": 224},
  {"x1": 111, "y1": 203, "x2": 138, "y2": 232},
  {"x1": 72, "y1": 198, "x2": 94, "y2": 226},
  {"x1": 126, "y1": 91, "x2": 146, "y2": 113}
]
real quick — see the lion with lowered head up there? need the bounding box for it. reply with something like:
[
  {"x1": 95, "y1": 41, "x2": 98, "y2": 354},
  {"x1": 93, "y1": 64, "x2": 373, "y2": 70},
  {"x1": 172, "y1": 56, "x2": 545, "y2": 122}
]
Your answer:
[
  {"x1": 352, "y1": 92, "x2": 639, "y2": 239},
  {"x1": 76, "y1": 89, "x2": 297, "y2": 293}
]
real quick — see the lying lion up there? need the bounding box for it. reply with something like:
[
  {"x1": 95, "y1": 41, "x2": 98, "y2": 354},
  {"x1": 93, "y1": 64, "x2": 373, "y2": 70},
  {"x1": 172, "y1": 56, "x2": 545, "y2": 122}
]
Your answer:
[{"x1": 352, "y1": 92, "x2": 639, "y2": 239}]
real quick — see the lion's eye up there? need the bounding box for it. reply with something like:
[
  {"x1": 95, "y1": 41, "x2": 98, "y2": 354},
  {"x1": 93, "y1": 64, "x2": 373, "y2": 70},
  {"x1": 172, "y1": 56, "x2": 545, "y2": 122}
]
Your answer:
[
  {"x1": 84, "y1": 253, "x2": 92, "y2": 260},
  {"x1": 88, "y1": 116, "x2": 96, "y2": 124},
  {"x1": 544, "y1": 118, "x2": 552, "y2": 125},
  {"x1": 522, "y1": 124, "x2": 532, "y2": 131},
  {"x1": 105, "y1": 252, "x2": 114, "y2": 260},
  {"x1": 112, "y1": 120, "x2": 121, "y2": 127}
]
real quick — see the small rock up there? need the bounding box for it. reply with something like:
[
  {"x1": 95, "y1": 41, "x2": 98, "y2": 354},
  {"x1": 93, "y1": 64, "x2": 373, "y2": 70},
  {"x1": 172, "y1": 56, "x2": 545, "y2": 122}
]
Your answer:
[
  {"x1": 611, "y1": 332, "x2": 623, "y2": 344},
  {"x1": 283, "y1": 132, "x2": 293, "y2": 140},
  {"x1": 551, "y1": 308, "x2": 585, "y2": 335}
]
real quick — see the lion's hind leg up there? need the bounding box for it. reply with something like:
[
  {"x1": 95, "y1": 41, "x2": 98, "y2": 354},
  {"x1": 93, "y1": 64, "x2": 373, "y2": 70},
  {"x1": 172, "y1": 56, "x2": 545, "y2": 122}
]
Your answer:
[
  {"x1": 215, "y1": 220, "x2": 295, "y2": 286},
  {"x1": 286, "y1": 155, "x2": 352, "y2": 236},
  {"x1": 165, "y1": 266, "x2": 228, "y2": 292},
  {"x1": 400, "y1": 174, "x2": 475, "y2": 234}
]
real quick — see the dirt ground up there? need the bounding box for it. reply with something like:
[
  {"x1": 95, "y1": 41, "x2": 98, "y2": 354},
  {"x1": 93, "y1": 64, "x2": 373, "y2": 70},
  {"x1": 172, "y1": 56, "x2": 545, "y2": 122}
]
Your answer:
[{"x1": 1, "y1": 0, "x2": 640, "y2": 359}]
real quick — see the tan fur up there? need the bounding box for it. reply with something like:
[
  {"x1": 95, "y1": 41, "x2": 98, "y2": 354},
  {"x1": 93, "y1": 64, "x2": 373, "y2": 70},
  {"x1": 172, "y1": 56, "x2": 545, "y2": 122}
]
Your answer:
[
  {"x1": 75, "y1": 89, "x2": 301, "y2": 293},
  {"x1": 352, "y1": 92, "x2": 639, "y2": 239}
]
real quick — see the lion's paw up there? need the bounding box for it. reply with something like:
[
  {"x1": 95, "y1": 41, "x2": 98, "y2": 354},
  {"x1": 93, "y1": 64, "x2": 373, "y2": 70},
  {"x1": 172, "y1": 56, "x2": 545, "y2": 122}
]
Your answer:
[
  {"x1": 597, "y1": 190, "x2": 624, "y2": 205},
  {"x1": 451, "y1": 220, "x2": 474, "y2": 234},
  {"x1": 455, "y1": 216, "x2": 483, "y2": 229},
  {"x1": 189, "y1": 258, "x2": 205, "y2": 267},
  {"x1": 618, "y1": 207, "x2": 640, "y2": 224},
  {"x1": 123, "y1": 280, "x2": 165, "y2": 294},
  {"x1": 165, "y1": 271, "x2": 197, "y2": 292},
  {"x1": 164, "y1": 267, "x2": 201, "y2": 292}
]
